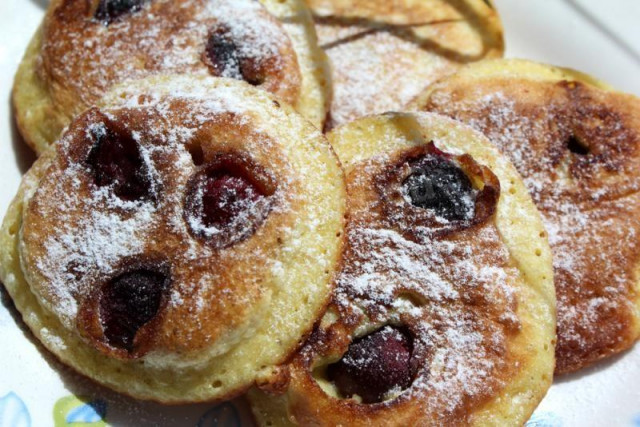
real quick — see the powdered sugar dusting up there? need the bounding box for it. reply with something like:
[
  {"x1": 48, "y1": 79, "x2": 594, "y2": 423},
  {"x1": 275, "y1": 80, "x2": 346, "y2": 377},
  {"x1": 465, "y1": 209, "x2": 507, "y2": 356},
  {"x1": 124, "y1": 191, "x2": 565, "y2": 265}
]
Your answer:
[
  {"x1": 43, "y1": 0, "x2": 299, "y2": 108},
  {"x1": 318, "y1": 26, "x2": 453, "y2": 129},
  {"x1": 200, "y1": 0, "x2": 288, "y2": 79},
  {"x1": 18, "y1": 76, "x2": 329, "y2": 367},
  {"x1": 424, "y1": 79, "x2": 640, "y2": 370},
  {"x1": 35, "y1": 177, "x2": 155, "y2": 326},
  {"x1": 317, "y1": 152, "x2": 522, "y2": 420},
  {"x1": 312, "y1": 1, "x2": 501, "y2": 130}
]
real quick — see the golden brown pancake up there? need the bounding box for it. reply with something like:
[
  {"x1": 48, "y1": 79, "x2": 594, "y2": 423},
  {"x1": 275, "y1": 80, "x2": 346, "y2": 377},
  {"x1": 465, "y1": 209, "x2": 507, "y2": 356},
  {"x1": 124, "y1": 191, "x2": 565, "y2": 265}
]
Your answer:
[
  {"x1": 249, "y1": 112, "x2": 555, "y2": 425},
  {"x1": 412, "y1": 59, "x2": 640, "y2": 374},
  {"x1": 13, "y1": 0, "x2": 330, "y2": 154},
  {"x1": 0, "y1": 75, "x2": 345, "y2": 402},
  {"x1": 304, "y1": 0, "x2": 504, "y2": 130}
]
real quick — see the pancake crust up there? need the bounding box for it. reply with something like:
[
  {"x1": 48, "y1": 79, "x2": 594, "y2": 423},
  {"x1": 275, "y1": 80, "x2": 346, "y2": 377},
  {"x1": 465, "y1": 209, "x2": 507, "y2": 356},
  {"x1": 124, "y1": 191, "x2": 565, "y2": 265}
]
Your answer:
[
  {"x1": 412, "y1": 59, "x2": 640, "y2": 374},
  {"x1": 0, "y1": 75, "x2": 345, "y2": 402},
  {"x1": 304, "y1": 0, "x2": 503, "y2": 130},
  {"x1": 13, "y1": 0, "x2": 329, "y2": 155},
  {"x1": 249, "y1": 112, "x2": 555, "y2": 425}
]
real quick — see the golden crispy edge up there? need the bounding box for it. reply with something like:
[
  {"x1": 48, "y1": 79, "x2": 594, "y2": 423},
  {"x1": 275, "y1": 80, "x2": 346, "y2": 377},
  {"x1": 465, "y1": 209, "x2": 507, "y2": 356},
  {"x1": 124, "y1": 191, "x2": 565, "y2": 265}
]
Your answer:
[
  {"x1": 12, "y1": 26, "x2": 69, "y2": 155},
  {"x1": 249, "y1": 112, "x2": 556, "y2": 426},
  {"x1": 262, "y1": 0, "x2": 332, "y2": 130},
  {"x1": 307, "y1": 0, "x2": 505, "y2": 56},
  {"x1": 307, "y1": 0, "x2": 503, "y2": 38},
  {"x1": 408, "y1": 58, "x2": 614, "y2": 110},
  {"x1": 410, "y1": 57, "x2": 640, "y2": 373},
  {"x1": 3, "y1": 76, "x2": 346, "y2": 403},
  {"x1": 458, "y1": 0, "x2": 506, "y2": 58}
]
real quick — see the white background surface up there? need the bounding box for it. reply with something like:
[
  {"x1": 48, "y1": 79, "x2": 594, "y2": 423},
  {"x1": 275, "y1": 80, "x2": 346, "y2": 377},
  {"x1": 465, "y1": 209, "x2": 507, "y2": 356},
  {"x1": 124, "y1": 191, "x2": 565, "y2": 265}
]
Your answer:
[{"x1": 0, "y1": 0, "x2": 638, "y2": 426}]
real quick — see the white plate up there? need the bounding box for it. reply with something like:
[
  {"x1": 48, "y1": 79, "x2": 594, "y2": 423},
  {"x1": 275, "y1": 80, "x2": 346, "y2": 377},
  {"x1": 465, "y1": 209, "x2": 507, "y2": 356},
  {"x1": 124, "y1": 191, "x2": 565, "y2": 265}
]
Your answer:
[{"x1": 0, "y1": 1, "x2": 638, "y2": 426}]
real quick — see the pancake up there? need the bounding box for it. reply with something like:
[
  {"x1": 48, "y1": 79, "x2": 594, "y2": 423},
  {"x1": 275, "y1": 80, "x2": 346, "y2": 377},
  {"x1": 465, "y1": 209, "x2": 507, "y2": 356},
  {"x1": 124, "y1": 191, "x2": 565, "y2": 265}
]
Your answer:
[
  {"x1": 304, "y1": 0, "x2": 504, "y2": 130},
  {"x1": 249, "y1": 112, "x2": 555, "y2": 425},
  {"x1": 13, "y1": 0, "x2": 330, "y2": 155},
  {"x1": 412, "y1": 58, "x2": 640, "y2": 374},
  {"x1": 0, "y1": 75, "x2": 345, "y2": 402}
]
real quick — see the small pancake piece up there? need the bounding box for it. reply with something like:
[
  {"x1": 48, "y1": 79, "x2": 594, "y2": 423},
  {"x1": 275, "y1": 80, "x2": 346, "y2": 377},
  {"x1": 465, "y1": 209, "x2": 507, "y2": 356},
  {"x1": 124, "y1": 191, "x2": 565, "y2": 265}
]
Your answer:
[
  {"x1": 249, "y1": 112, "x2": 555, "y2": 425},
  {"x1": 304, "y1": 0, "x2": 503, "y2": 130},
  {"x1": 13, "y1": 0, "x2": 330, "y2": 154},
  {"x1": 0, "y1": 75, "x2": 345, "y2": 402},
  {"x1": 412, "y1": 58, "x2": 640, "y2": 374}
]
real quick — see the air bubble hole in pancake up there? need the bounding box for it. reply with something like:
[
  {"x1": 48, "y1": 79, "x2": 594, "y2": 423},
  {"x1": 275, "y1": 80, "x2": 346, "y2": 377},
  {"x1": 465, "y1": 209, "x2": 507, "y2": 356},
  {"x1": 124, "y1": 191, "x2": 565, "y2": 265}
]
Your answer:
[{"x1": 566, "y1": 134, "x2": 590, "y2": 156}]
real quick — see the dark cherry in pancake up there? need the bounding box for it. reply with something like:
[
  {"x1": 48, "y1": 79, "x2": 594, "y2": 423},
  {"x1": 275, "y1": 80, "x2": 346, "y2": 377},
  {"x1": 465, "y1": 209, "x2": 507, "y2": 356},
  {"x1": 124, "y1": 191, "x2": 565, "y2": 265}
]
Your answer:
[
  {"x1": 184, "y1": 152, "x2": 277, "y2": 249},
  {"x1": 86, "y1": 116, "x2": 152, "y2": 202},
  {"x1": 100, "y1": 266, "x2": 170, "y2": 351},
  {"x1": 204, "y1": 27, "x2": 266, "y2": 86},
  {"x1": 327, "y1": 326, "x2": 416, "y2": 404},
  {"x1": 78, "y1": 258, "x2": 172, "y2": 358},
  {"x1": 402, "y1": 154, "x2": 475, "y2": 222},
  {"x1": 375, "y1": 143, "x2": 500, "y2": 239}
]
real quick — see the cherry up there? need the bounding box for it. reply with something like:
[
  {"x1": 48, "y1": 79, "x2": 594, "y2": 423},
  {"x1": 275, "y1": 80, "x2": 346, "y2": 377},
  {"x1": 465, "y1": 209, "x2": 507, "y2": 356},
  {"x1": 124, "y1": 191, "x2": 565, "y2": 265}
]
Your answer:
[
  {"x1": 99, "y1": 267, "x2": 169, "y2": 352},
  {"x1": 95, "y1": 0, "x2": 146, "y2": 24},
  {"x1": 86, "y1": 122, "x2": 152, "y2": 202},
  {"x1": 327, "y1": 326, "x2": 415, "y2": 403},
  {"x1": 201, "y1": 173, "x2": 262, "y2": 229},
  {"x1": 203, "y1": 29, "x2": 264, "y2": 86},
  {"x1": 403, "y1": 155, "x2": 474, "y2": 221},
  {"x1": 185, "y1": 155, "x2": 275, "y2": 248},
  {"x1": 204, "y1": 29, "x2": 243, "y2": 80}
]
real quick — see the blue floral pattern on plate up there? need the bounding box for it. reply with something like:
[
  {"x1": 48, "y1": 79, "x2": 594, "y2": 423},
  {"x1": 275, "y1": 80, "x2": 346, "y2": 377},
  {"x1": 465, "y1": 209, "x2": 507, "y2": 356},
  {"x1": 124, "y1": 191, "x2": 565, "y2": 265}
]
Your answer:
[
  {"x1": 526, "y1": 411, "x2": 562, "y2": 427},
  {"x1": 66, "y1": 399, "x2": 106, "y2": 423},
  {"x1": 0, "y1": 392, "x2": 31, "y2": 427},
  {"x1": 53, "y1": 395, "x2": 107, "y2": 426}
]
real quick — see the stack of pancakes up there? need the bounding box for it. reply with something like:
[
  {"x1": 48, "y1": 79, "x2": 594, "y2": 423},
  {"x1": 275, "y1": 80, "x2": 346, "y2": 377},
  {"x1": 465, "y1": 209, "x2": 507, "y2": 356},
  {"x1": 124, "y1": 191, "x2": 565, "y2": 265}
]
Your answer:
[{"x1": 2, "y1": 0, "x2": 638, "y2": 425}]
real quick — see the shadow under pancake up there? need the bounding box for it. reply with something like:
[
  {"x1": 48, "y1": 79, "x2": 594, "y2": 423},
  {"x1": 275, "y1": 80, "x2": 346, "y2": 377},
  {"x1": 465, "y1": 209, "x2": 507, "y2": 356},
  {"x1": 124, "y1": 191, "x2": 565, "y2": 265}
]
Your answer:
[
  {"x1": 0, "y1": 282, "x2": 32, "y2": 336},
  {"x1": 8, "y1": 97, "x2": 36, "y2": 174},
  {"x1": 553, "y1": 344, "x2": 639, "y2": 384},
  {"x1": 28, "y1": 0, "x2": 49, "y2": 11},
  {"x1": 1, "y1": 282, "x2": 243, "y2": 426},
  {"x1": 2, "y1": 277, "x2": 258, "y2": 425}
]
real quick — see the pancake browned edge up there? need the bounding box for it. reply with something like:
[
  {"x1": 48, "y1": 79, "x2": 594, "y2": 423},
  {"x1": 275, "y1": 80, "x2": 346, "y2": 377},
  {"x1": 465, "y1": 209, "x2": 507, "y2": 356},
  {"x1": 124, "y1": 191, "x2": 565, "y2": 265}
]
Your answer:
[
  {"x1": 304, "y1": 0, "x2": 504, "y2": 131},
  {"x1": 412, "y1": 58, "x2": 640, "y2": 374},
  {"x1": 13, "y1": 0, "x2": 330, "y2": 155},
  {"x1": 0, "y1": 75, "x2": 345, "y2": 403},
  {"x1": 248, "y1": 112, "x2": 555, "y2": 425}
]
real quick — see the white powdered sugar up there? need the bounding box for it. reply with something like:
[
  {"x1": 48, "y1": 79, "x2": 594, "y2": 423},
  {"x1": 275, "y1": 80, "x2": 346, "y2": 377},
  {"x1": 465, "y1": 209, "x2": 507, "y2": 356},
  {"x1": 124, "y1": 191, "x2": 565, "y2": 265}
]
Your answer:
[
  {"x1": 22, "y1": 77, "x2": 301, "y2": 341},
  {"x1": 35, "y1": 167, "x2": 156, "y2": 326},
  {"x1": 44, "y1": 0, "x2": 295, "y2": 104},
  {"x1": 425, "y1": 80, "x2": 640, "y2": 361},
  {"x1": 319, "y1": 26, "x2": 451, "y2": 129},
  {"x1": 332, "y1": 211, "x2": 520, "y2": 416},
  {"x1": 200, "y1": 0, "x2": 288, "y2": 78}
]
